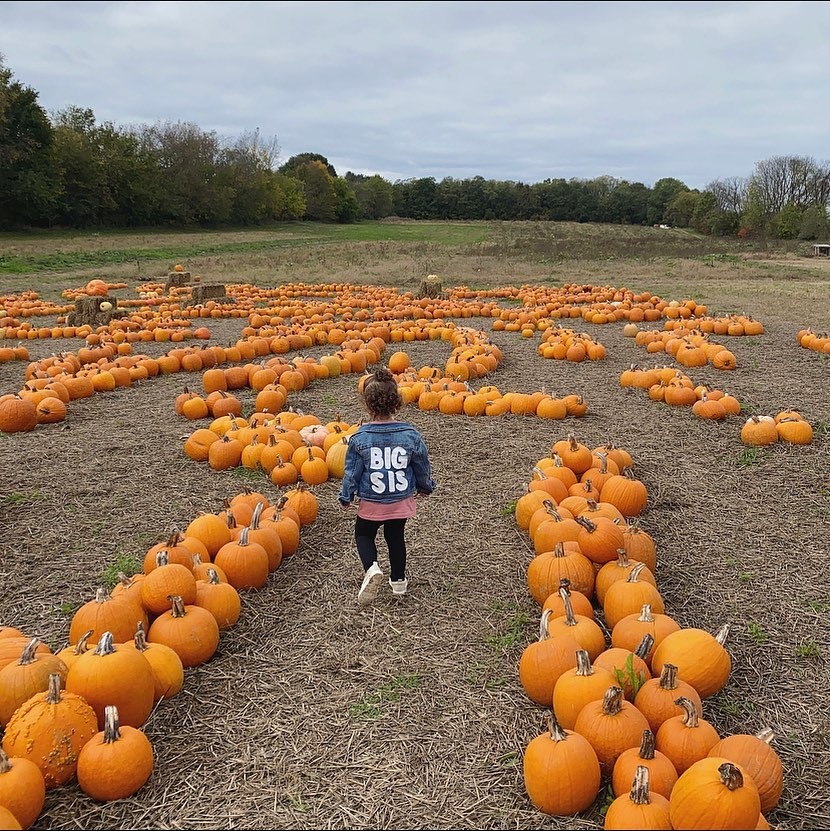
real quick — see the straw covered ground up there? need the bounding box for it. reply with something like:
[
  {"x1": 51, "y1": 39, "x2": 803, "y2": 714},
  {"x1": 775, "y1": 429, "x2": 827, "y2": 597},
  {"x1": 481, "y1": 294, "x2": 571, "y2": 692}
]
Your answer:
[{"x1": 0, "y1": 233, "x2": 829, "y2": 830}]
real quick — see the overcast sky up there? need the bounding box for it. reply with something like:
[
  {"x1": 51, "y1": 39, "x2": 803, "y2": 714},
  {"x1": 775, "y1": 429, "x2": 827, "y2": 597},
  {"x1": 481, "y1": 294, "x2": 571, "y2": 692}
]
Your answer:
[{"x1": 2, "y1": 0, "x2": 828, "y2": 189}]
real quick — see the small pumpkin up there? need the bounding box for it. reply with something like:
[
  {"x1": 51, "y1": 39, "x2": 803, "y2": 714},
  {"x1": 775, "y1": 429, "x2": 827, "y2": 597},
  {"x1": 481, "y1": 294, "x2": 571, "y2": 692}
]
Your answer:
[
  {"x1": 0, "y1": 747, "x2": 46, "y2": 829},
  {"x1": 612, "y1": 729, "x2": 678, "y2": 801},
  {"x1": 669, "y1": 758, "x2": 761, "y2": 830},
  {"x1": 655, "y1": 696, "x2": 721, "y2": 775},
  {"x1": 707, "y1": 728, "x2": 783, "y2": 813},
  {"x1": 65, "y1": 632, "x2": 155, "y2": 730},
  {"x1": 604, "y1": 764, "x2": 672, "y2": 830},
  {"x1": 518, "y1": 609, "x2": 580, "y2": 707},
  {"x1": 523, "y1": 715, "x2": 601, "y2": 816},
  {"x1": 650, "y1": 624, "x2": 731, "y2": 699},
  {"x1": 76, "y1": 705, "x2": 154, "y2": 802},
  {"x1": 572, "y1": 685, "x2": 651, "y2": 776}
]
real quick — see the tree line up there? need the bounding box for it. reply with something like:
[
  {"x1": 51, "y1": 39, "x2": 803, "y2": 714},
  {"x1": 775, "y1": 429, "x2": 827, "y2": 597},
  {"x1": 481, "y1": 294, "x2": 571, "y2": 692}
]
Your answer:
[{"x1": 2, "y1": 56, "x2": 829, "y2": 240}]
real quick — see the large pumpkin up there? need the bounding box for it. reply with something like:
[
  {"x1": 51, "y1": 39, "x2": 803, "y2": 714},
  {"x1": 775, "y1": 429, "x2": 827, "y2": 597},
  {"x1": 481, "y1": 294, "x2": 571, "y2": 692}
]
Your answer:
[
  {"x1": 2, "y1": 674, "x2": 98, "y2": 789},
  {"x1": 523, "y1": 716, "x2": 601, "y2": 815}
]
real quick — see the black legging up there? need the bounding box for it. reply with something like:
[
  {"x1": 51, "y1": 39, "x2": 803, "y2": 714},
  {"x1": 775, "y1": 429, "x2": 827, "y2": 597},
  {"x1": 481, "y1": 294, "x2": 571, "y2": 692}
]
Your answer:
[{"x1": 354, "y1": 516, "x2": 407, "y2": 582}]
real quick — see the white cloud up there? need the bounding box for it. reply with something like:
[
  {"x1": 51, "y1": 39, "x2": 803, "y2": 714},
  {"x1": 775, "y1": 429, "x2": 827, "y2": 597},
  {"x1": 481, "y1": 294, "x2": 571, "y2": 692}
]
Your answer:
[{"x1": 2, "y1": 0, "x2": 829, "y2": 188}]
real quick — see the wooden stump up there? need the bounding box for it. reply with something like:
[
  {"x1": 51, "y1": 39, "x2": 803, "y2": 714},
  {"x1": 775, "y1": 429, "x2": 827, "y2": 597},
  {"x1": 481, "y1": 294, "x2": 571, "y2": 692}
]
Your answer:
[
  {"x1": 66, "y1": 296, "x2": 125, "y2": 327},
  {"x1": 417, "y1": 274, "x2": 444, "y2": 299}
]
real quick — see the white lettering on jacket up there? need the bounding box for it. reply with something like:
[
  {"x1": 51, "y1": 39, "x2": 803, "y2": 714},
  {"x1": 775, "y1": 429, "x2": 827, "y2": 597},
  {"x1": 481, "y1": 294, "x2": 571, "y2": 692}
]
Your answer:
[{"x1": 368, "y1": 446, "x2": 409, "y2": 493}]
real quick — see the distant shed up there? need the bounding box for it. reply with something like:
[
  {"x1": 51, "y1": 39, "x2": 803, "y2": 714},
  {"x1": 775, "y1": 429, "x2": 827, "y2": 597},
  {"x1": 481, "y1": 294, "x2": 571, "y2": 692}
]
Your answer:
[{"x1": 811, "y1": 243, "x2": 830, "y2": 256}]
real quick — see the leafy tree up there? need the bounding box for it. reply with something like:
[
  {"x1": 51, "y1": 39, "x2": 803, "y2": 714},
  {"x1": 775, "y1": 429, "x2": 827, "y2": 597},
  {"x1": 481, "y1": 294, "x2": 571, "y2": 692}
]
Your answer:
[
  {"x1": 134, "y1": 121, "x2": 228, "y2": 225},
  {"x1": 278, "y1": 152, "x2": 337, "y2": 178},
  {"x1": 294, "y1": 159, "x2": 337, "y2": 221},
  {"x1": 269, "y1": 174, "x2": 305, "y2": 221},
  {"x1": 345, "y1": 172, "x2": 394, "y2": 219},
  {"x1": 393, "y1": 177, "x2": 437, "y2": 219},
  {"x1": 775, "y1": 203, "x2": 803, "y2": 239},
  {"x1": 603, "y1": 180, "x2": 649, "y2": 225},
  {"x1": 665, "y1": 190, "x2": 700, "y2": 228},
  {"x1": 690, "y1": 191, "x2": 719, "y2": 234},
  {"x1": 798, "y1": 205, "x2": 829, "y2": 240},
  {"x1": 0, "y1": 55, "x2": 59, "y2": 228},
  {"x1": 332, "y1": 176, "x2": 359, "y2": 223},
  {"x1": 647, "y1": 177, "x2": 688, "y2": 225}
]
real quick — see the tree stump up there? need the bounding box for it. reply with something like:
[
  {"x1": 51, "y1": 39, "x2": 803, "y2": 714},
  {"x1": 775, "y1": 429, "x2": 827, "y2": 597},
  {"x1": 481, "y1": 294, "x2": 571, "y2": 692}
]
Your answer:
[
  {"x1": 65, "y1": 296, "x2": 125, "y2": 327},
  {"x1": 417, "y1": 274, "x2": 444, "y2": 299}
]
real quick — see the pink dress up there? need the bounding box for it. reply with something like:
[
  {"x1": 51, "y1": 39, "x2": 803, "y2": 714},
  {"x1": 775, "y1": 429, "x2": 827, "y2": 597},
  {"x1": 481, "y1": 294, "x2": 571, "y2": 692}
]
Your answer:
[{"x1": 357, "y1": 494, "x2": 417, "y2": 521}]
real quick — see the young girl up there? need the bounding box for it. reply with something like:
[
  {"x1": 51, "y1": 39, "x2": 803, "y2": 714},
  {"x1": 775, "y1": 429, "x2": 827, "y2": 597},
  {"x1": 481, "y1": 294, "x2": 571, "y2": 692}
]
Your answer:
[{"x1": 339, "y1": 366, "x2": 436, "y2": 604}]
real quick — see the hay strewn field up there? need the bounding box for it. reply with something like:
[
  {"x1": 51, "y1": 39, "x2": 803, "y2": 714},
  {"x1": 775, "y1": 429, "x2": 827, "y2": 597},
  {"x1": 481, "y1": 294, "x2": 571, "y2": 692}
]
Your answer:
[{"x1": 0, "y1": 221, "x2": 828, "y2": 830}]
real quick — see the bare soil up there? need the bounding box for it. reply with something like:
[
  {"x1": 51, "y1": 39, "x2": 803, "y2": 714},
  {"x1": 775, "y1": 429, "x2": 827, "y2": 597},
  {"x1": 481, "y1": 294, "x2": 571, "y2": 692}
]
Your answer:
[{"x1": 0, "y1": 260, "x2": 828, "y2": 830}]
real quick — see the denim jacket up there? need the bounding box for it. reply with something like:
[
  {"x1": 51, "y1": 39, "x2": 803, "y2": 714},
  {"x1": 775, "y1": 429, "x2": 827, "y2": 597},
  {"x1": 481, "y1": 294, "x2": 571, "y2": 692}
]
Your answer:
[{"x1": 339, "y1": 421, "x2": 436, "y2": 505}]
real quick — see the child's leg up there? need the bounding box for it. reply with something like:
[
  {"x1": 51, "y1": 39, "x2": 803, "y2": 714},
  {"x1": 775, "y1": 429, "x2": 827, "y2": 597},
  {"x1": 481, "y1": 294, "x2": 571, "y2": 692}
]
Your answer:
[
  {"x1": 354, "y1": 516, "x2": 382, "y2": 571},
  {"x1": 383, "y1": 518, "x2": 407, "y2": 582}
]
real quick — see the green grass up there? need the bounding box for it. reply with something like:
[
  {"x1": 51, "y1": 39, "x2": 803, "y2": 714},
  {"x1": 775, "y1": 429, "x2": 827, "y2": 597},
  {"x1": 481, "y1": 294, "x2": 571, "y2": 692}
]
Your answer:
[
  {"x1": 794, "y1": 638, "x2": 823, "y2": 660},
  {"x1": 485, "y1": 601, "x2": 531, "y2": 651},
  {"x1": 746, "y1": 620, "x2": 770, "y2": 645},
  {"x1": 804, "y1": 599, "x2": 830, "y2": 614},
  {"x1": 0, "y1": 222, "x2": 489, "y2": 275},
  {"x1": 500, "y1": 500, "x2": 518, "y2": 518},
  {"x1": 347, "y1": 673, "x2": 423, "y2": 721},
  {"x1": 99, "y1": 552, "x2": 143, "y2": 590},
  {"x1": 2, "y1": 490, "x2": 43, "y2": 505},
  {"x1": 736, "y1": 447, "x2": 763, "y2": 467}
]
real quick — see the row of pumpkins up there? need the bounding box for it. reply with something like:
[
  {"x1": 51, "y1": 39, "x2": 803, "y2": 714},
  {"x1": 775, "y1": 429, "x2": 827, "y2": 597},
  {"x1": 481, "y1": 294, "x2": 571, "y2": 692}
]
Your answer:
[
  {"x1": 0, "y1": 485, "x2": 319, "y2": 829},
  {"x1": 515, "y1": 434, "x2": 783, "y2": 829},
  {"x1": 618, "y1": 364, "x2": 815, "y2": 442}
]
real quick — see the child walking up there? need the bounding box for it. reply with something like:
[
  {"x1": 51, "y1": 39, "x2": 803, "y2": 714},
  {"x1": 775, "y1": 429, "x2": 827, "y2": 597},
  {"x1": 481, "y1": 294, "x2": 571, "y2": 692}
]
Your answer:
[{"x1": 339, "y1": 366, "x2": 436, "y2": 604}]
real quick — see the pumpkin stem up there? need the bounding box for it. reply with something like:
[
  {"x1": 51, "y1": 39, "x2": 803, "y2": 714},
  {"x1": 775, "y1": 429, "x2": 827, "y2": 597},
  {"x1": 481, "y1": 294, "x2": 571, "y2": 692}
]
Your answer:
[
  {"x1": 629, "y1": 764, "x2": 652, "y2": 805},
  {"x1": 558, "y1": 584, "x2": 577, "y2": 627},
  {"x1": 715, "y1": 623, "x2": 730, "y2": 645},
  {"x1": 634, "y1": 633, "x2": 654, "y2": 661},
  {"x1": 538, "y1": 608, "x2": 553, "y2": 641},
  {"x1": 17, "y1": 637, "x2": 42, "y2": 665},
  {"x1": 93, "y1": 631, "x2": 116, "y2": 656},
  {"x1": 116, "y1": 572, "x2": 135, "y2": 588},
  {"x1": 637, "y1": 604, "x2": 654, "y2": 623},
  {"x1": 250, "y1": 501, "x2": 264, "y2": 530},
  {"x1": 614, "y1": 549, "x2": 631, "y2": 568},
  {"x1": 103, "y1": 705, "x2": 122, "y2": 744},
  {"x1": 756, "y1": 727, "x2": 775, "y2": 745},
  {"x1": 207, "y1": 567, "x2": 222, "y2": 585},
  {"x1": 72, "y1": 629, "x2": 94, "y2": 656},
  {"x1": 169, "y1": 595, "x2": 187, "y2": 617},
  {"x1": 0, "y1": 748, "x2": 11, "y2": 774},
  {"x1": 718, "y1": 762, "x2": 745, "y2": 791},
  {"x1": 574, "y1": 648, "x2": 594, "y2": 677},
  {"x1": 675, "y1": 696, "x2": 700, "y2": 727},
  {"x1": 94, "y1": 586, "x2": 110, "y2": 604},
  {"x1": 155, "y1": 549, "x2": 170, "y2": 568},
  {"x1": 46, "y1": 672, "x2": 62, "y2": 704},
  {"x1": 133, "y1": 623, "x2": 149, "y2": 652},
  {"x1": 658, "y1": 663, "x2": 679, "y2": 690},
  {"x1": 602, "y1": 685, "x2": 625, "y2": 715},
  {"x1": 638, "y1": 729, "x2": 656, "y2": 760},
  {"x1": 238, "y1": 526, "x2": 251, "y2": 546},
  {"x1": 626, "y1": 562, "x2": 647, "y2": 583},
  {"x1": 547, "y1": 714, "x2": 569, "y2": 743}
]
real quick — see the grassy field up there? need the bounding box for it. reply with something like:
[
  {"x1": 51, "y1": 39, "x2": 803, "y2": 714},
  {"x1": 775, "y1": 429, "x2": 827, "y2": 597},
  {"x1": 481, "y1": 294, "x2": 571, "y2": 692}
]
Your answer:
[{"x1": 0, "y1": 220, "x2": 828, "y2": 830}]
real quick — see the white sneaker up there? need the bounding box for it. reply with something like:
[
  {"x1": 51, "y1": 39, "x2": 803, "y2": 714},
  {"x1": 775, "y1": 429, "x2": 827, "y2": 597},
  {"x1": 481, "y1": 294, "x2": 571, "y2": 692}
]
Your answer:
[
  {"x1": 358, "y1": 562, "x2": 384, "y2": 605},
  {"x1": 389, "y1": 578, "x2": 408, "y2": 596}
]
